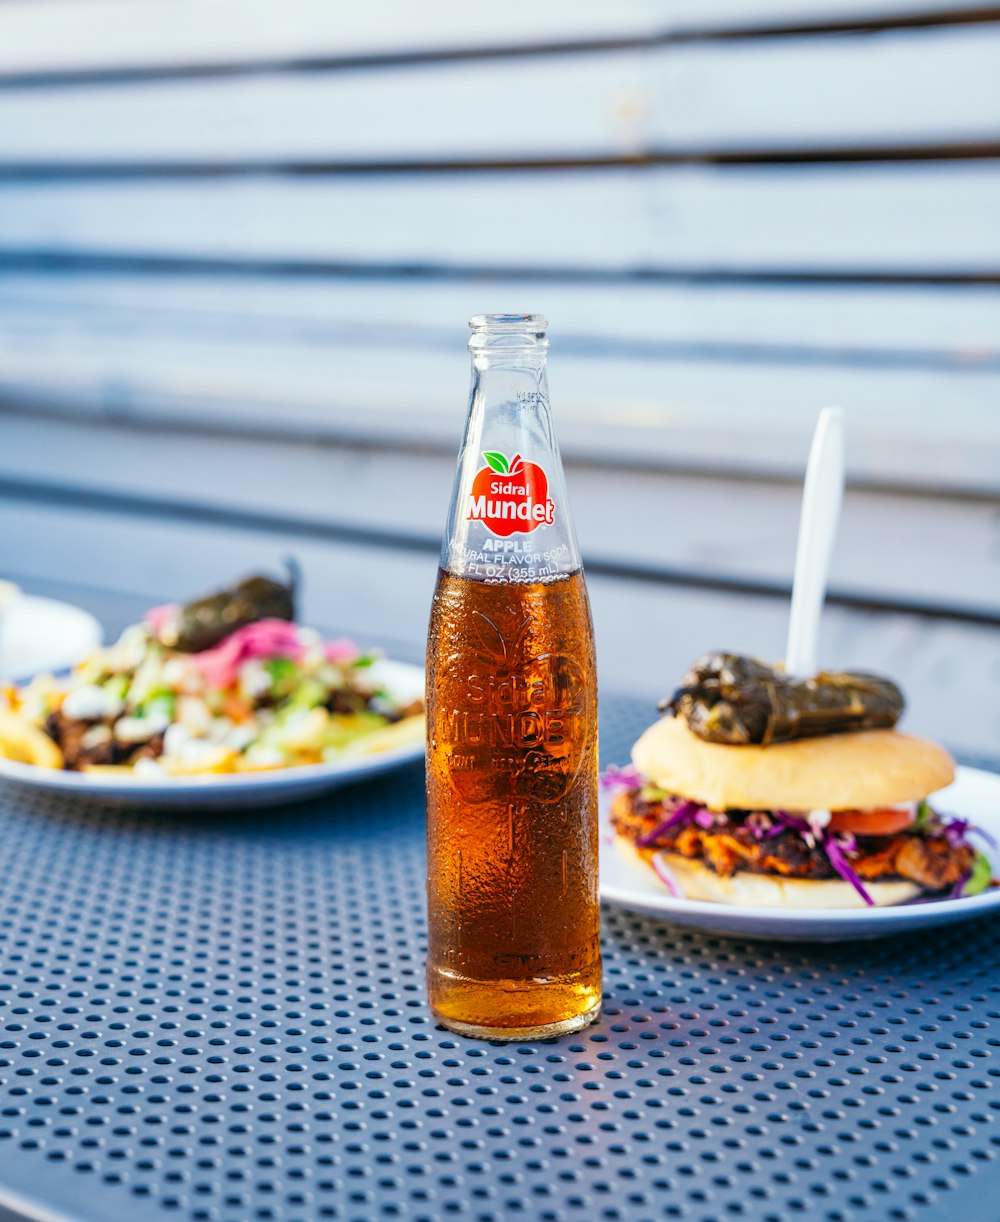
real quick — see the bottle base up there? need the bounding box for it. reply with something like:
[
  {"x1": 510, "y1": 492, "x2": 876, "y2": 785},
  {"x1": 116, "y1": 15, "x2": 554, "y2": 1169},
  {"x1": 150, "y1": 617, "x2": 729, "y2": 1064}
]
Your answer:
[{"x1": 431, "y1": 998, "x2": 601, "y2": 1042}]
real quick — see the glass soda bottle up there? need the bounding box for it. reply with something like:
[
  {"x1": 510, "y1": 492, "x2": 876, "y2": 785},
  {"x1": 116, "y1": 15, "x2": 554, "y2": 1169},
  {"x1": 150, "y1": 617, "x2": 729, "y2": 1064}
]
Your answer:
[{"x1": 425, "y1": 313, "x2": 602, "y2": 1040}]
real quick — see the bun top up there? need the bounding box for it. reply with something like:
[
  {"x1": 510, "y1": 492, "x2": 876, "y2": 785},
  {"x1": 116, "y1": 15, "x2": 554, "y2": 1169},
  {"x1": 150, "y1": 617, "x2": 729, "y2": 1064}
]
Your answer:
[{"x1": 631, "y1": 716, "x2": 954, "y2": 812}]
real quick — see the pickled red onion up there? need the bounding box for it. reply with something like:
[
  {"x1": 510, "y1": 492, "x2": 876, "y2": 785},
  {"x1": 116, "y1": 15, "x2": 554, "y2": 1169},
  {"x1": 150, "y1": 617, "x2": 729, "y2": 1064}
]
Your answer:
[
  {"x1": 324, "y1": 638, "x2": 360, "y2": 664},
  {"x1": 193, "y1": 619, "x2": 305, "y2": 687},
  {"x1": 145, "y1": 603, "x2": 179, "y2": 634}
]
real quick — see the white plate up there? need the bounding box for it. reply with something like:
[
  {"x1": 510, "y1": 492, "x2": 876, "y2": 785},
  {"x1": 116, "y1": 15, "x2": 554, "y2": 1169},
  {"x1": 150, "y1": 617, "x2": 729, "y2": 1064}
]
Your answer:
[
  {"x1": 0, "y1": 659, "x2": 425, "y2": 809},
  {"x1": 0, "y1": 595, "x2": 102, "y2": 680},
  {"x1": 600, "y1": 765, "x2": 1000, "y2": 941}
]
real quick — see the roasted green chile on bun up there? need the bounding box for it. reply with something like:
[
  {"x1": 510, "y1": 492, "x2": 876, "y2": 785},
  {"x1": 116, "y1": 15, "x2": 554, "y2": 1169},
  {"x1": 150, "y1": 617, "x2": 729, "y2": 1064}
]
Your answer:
[
  {"x1": 662, "y1": 652, "x2": 905, "y2": 746},
  {"x1": 608, "y1": 673, "x2": 993, "y2": 908}
]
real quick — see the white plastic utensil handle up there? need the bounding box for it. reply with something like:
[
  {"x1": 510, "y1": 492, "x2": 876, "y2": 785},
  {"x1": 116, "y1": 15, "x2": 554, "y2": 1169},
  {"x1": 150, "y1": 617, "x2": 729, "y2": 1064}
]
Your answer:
[{"x1": 784, "y1": 407, "x2": 845, "y2": 679}]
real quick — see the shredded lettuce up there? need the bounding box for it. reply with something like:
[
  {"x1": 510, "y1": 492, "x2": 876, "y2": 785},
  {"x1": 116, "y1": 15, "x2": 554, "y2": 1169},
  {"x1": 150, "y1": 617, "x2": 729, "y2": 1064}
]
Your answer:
[
  {"x1": 287, "y1": 678, "x2": 327, "y2": 710},
  {"x1": 265, "y1": 656, "x2": 300, "y2": 697},
  {"x1": 102, "y1": 675, "x2": 129, "y2": 702},
  {"x1": 961, "y1": 851, "x2": 993, "y2": 898},
  {"x1": 141, "y1": 691, "x2": 177, "y2": 722}
]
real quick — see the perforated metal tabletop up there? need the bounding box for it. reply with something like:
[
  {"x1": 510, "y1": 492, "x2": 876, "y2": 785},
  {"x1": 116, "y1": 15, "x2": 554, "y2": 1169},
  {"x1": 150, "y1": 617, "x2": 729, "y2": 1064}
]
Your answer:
[{"x1": 0, "y1": 695, "x2": 996, "y2": 1222}]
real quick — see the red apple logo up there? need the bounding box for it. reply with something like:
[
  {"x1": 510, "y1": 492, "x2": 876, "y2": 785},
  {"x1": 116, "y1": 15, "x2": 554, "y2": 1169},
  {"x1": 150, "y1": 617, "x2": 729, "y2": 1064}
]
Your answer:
[{"x1": 466, "y1": 451, "x2": 556, "y2": 537}]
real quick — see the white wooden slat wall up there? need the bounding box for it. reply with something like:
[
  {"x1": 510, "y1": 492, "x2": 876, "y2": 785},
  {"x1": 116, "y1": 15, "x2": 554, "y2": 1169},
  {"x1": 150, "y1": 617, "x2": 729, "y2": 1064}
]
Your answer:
[
  {"x1": 0, "y1": 0, "x2": 997, "y2": 666},
  {"x1": 0, "y1": 297, "x2": 996, "y2": 488},
  {"x1": 4, "y1": 414, "x2": 998, "y2": 618},
  {"x1": 0, "y1": 0, "x2": 990, "y2": 74},
  {"x1": 2, "y1": 169, "x2": 998, "y2": 268},
  {"x1": 2, "y1": 269, "x2": 996, "y2": 488},
  {"x1": 1, "y1": 28, "x2": 997, "y2": 160},
  {"x1": 3, "y1": 273, "x2": 998, "y2": 353}
]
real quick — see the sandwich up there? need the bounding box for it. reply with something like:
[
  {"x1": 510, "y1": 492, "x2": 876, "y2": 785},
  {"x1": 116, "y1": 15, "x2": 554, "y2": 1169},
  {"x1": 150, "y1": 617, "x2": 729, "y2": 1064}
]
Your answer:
[{"x1": 608, "y1": 652, "x2": 992, "y2": 908}]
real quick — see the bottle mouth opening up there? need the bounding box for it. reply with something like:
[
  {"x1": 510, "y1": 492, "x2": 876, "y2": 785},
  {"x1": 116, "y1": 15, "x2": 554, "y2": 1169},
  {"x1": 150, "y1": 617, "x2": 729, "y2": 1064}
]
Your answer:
[
  {"x1": 468, "y1": 313, "x2": 549, "y2": 357},
  {"x1": 469, "y1": 313, "x2": 548, "y2": 333}
]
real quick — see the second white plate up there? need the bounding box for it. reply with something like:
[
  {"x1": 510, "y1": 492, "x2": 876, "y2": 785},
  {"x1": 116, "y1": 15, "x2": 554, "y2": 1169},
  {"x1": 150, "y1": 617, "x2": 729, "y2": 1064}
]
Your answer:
[
  {"x1": 0, "y1": 595, "x2": 102, "y2": 680},
  {"x1": 599, "y1": 765, "x2": 1000, "y2": 941}
]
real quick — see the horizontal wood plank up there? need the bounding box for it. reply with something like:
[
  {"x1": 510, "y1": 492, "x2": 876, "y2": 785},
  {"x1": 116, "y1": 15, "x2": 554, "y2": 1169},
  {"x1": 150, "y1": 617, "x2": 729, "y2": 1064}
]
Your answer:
[
  {"x1": 2, "y1": 272, "x2": 997, "y2": 360},
  {"x1": 0, "y1": 1, "x2": 655, "y2": 76},
  {"x1": 647, "y1": 26, "x2": 1000, "y2": 150},
  {"x1": 0, "y1": 167, "x2": 998, "y2": 272},
  {"x1": 0, "y1": 0, "x2": 994, "y2": 79},
  {"x1": 3, "y1": 494, "x2": 997, "y2": 761},
  {"x1": 0, "y1": 53, "x2": 650, "y2": 162},
  {"x1": 0, "y1": 303, "x2": 997, "y2": 491},
  {"x1": 0, "y1": 28, "x2": 996, "y2": 162},
  {"x1": 2, "y1": 272, "x2": 995, "y2": 489},
  {"x1": 2, "y1": 413, "x2": 997, "y2": 618}
]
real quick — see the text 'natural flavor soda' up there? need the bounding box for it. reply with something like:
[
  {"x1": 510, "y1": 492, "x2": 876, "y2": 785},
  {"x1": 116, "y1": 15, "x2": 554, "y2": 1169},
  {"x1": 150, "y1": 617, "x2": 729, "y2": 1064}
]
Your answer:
[{"x1": 425, "y1": 314, "x2": 602, "y2": 1040}]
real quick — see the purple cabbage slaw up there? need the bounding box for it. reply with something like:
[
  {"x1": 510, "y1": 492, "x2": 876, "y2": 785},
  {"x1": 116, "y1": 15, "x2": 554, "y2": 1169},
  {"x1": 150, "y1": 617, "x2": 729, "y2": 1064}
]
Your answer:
[
  {"x1": 636, "y1": 800, "x2": 702, "y2": 847},
  {"x1": 769, "y1": 809, "x2": 874, "y2": 906},
  {"x1": 602, "y1": 766, "x2": 993, "y2": 908},
  {"x1": 600, "y1": 763, "x2": 642, "y2": 792},
  {"x1": 650, "y1": 853, "x2": 681, "y2": 897},
  {"x1": 940, "y1": 815, "x2": 997, "y2": 851}
]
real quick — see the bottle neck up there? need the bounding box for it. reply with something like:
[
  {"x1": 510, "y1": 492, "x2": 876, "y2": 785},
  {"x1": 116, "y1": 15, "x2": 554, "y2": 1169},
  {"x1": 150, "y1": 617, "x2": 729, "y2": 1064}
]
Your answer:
[
  {"x1": 468, "y1": 355, "x2": 554, "y2": 444},
  {"x1": 440, "y1": 343, "x2": 581, "y2": 583}
]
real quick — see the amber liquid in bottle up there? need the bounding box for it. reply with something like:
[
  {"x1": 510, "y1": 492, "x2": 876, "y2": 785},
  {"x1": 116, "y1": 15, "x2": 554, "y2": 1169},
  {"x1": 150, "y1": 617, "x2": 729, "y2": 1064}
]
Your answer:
[{"x1": 425, "y1": 314, "x2": 601, "y2": 1039}]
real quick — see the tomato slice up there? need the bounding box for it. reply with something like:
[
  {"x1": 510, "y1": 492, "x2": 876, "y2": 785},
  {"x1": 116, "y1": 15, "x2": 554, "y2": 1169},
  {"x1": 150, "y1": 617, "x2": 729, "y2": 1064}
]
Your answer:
[{"x1": 827, "y1": 806, "x2": 914, "y2": 836}]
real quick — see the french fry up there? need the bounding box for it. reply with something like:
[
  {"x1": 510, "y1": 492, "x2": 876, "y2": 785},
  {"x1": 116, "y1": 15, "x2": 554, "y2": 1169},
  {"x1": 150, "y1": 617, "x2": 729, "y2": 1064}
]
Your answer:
[
  {"x1": 232, "y1": 757, "x2": 286, "y2": 774},
  {"x1": 0, "y1": 711, "x2": 64, "y2": 769},
  {"x1": 160, "y1": 746, "x2": 238, "y2": 776},
  {"x1": 337, "y1": 714, "x2": 426, "y2": 758}
]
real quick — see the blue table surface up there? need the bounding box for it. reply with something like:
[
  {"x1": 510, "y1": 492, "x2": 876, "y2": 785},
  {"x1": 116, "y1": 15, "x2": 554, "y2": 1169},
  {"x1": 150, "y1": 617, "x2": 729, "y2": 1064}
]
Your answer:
[{"x1": 0, "y1": 589, "x2": 996, "y2": 1222}]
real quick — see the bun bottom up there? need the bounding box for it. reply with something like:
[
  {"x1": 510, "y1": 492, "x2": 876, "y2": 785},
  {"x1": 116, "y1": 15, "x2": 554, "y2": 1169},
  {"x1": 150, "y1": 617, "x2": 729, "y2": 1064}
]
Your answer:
[{"x1": 614, "y1": 836, "x2": 922, "y2": 909}]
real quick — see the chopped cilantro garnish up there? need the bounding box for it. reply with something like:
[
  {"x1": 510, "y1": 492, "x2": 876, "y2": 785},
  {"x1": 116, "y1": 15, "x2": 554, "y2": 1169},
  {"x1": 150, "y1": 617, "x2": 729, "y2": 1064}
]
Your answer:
[
  {"x1": 265, "y1": 657, "x2": 300, "y2": 698},
  {"x1": 265, "y1": 657, "x2": 298, "y2": 683}
]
